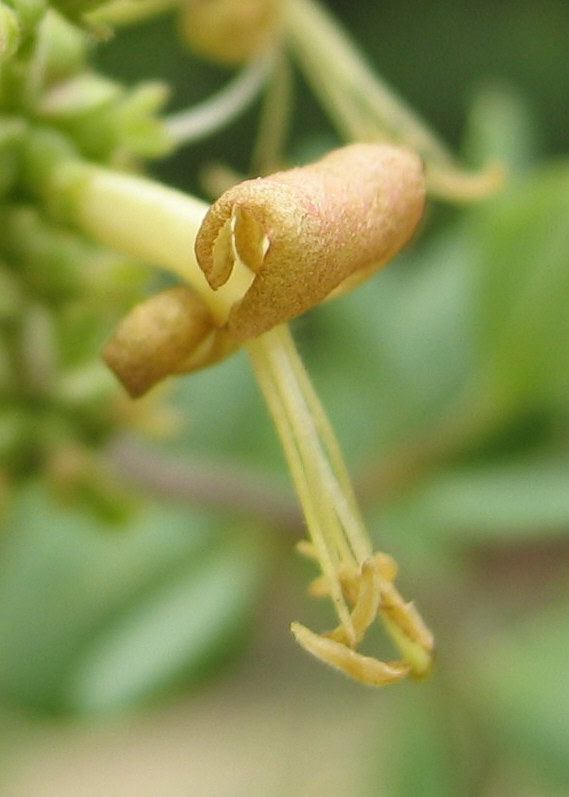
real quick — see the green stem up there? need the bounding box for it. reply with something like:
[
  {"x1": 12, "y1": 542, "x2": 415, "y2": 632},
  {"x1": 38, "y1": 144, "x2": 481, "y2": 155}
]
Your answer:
[
  {"x1": 166, "y1": 53, "x2": 274, "y2": 147},
  {"x1": 284, "y1": 0, "x2": 503, "y2": 201},
  {"x1": 250, "y1": 47, "x2": 293, "y2": 174}
]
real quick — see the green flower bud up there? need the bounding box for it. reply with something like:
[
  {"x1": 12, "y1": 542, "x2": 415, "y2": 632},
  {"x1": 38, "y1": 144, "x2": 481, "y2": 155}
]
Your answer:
[
  {"x1": 38, "y1": 78, "x2": 172, "y2": 162},
  {"x1": 0, "y1": 119, "x2": 25, "y2": 197},
  {"x1": 0, "y1": 1, "x2": 20, "y2": 62},
  {"x1": 40, "y1": 11, "x2": 90, "y2": 84},
  {"x1": 0, "y1": 205, "x2": 84, "y2": 303},
  {"x1": 2, "y1": 0, "x2": 46, "y2": 43},
  {"x1": 49, "y1": 0, "x2": 111, "y2": 22}
]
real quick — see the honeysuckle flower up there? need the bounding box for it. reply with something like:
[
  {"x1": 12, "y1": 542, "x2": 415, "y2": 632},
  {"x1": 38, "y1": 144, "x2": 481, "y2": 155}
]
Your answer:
[
  {"x1": 103, "y1": 143, "x2": 424, "y2": 385},
  {"x1": 197, "y1": 144, "x2": 431, "y2": 683},
  {"x1": 30, "y1": 127, "x2": 435, "y2": 685}
]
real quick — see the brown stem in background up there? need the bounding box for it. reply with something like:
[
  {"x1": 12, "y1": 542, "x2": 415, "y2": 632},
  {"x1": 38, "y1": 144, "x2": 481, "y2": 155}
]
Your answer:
[
  {"x1": 358, "y1": 388, "x2": 503, "y2": 504},
  {"x1": 106, "y1": 435, "x2": 303, "y2": 531},
  {"x1": 106, "y1": 385, "x2": 502, "y2": 535}
]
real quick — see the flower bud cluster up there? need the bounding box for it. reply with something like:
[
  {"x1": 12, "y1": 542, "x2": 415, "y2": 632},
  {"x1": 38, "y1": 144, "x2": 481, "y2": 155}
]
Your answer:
[
  {"x1": 0, "y1": 5, "x2": 173, "y2": 512},
  {"x1": 1, "y1": 0, "x2": 439, "y2": 686},
  {"x1": 0, "y1": 199, "x2": 151, "y2": 513}
]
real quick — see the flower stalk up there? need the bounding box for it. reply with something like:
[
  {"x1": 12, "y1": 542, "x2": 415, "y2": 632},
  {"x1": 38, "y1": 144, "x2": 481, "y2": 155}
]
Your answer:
[{"x1": 283, "y1": 0, "x2": 503, "y2": 201}]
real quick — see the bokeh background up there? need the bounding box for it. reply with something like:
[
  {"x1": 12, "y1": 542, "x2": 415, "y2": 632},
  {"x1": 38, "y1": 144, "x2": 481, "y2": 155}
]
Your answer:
[{"x1": 1, "y1": 1, "x2": 569, "y2": 794}]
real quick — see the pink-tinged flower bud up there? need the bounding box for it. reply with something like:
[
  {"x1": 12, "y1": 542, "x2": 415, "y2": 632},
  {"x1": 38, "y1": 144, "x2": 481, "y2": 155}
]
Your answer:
[
  {"x1": 195, "y1": 144, "x2": 425, "y2": 340},
  {"x1": 180, "y1": 0, "x2": 282, "y2": 65},
  {"x1": 103, "y1": 285, "x2": 236, "y2": 397}
]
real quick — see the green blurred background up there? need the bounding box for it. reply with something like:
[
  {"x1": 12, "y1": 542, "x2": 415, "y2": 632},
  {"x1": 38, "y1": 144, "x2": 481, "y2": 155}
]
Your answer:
[{"x1": 1, "y1": 1, "x2": 569, "y2": 794}]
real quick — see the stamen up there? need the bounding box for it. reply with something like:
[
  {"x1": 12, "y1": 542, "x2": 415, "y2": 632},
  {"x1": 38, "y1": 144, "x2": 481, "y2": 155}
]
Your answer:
[{"x1": 246, "y1": 325, "x2": 435, "y2": 683}]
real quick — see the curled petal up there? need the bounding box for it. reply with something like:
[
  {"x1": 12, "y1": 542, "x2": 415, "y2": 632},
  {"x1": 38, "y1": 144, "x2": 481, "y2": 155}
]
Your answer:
[
  {"x1": 103, "y1": 285, "x2": 237, "y2": 397},
  {"x1": 291, "y1": 622, "x2": 410, "y2": 686},
  {"x1": 195, "y1": 143, "x2": 426, "y2": 339}
]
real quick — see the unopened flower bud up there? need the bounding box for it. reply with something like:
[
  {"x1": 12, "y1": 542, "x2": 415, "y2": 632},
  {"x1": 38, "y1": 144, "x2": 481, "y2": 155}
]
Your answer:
[
  {"x1": 103, "y1": 284, "x2": 236, "y2": 397},
  {"x1": 0, "y1": 1, "x2": 20, "y2": 61},
  {"x1": 180, "y1": 0, "x2": 281, "y2": 65},
  {"x1": 195, "y1": 143, "x2": 425, "y2": 340}
]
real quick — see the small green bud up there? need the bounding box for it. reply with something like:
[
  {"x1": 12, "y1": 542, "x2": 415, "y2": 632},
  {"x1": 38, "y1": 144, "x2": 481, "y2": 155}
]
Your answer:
[
  {"x1": 0, "y1": 1, "x2": 20, "y2": 62},
  {"x1": 0, "y1": 205, "x2": 84, "y2": 303},
  {"x1": 0, "y1": 118, "x2": 25, "y2": 197},
  {"x1": 49, "y1": 0, "x2": 111, "y2": 22},
  {"x1": 38, "y1": 73, "x2": 122, "y2": 120},
  {"x1": 40, "y1": 11, "x2": 90, "y2": 84},
  {"x1": 36, "y1": 78, "x2": 171, "y2": 162},
  {"x1": 20, "y1": 127, "x2": 93, "y2": 224},
  {"x1": 2, "y1": 0, "x2": 46, "y2": 42}
]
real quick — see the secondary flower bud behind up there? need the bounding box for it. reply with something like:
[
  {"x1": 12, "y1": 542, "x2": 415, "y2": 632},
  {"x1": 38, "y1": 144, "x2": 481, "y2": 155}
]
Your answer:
[
  {"x1": 195, "y1": 144, "x2": 425, "y2": 339},
  {"x1": 103, "y1": 285, "x2": 236, "y2": 397},
  {"x1": 180, "y1": 0, "x2": 282, "y2": 65}
]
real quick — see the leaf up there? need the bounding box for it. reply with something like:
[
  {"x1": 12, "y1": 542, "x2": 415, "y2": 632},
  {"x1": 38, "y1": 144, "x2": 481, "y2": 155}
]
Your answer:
[
  {"x1": 412, "y1": 457, "x2": 569, "y2": 543},
  {"x1": 474, "y1": 160, "x2": 569, "y2": 409},
  {"x1": 0, "y1": 482, "x2": 267, "y2": 714},
  {"x1": 372, "y1": 683, "x2": 469, "y2": 797},
  {"x1": 468, "y1": 598, "x2": 569, "y2": 789},
  {"x1": 65, "y1": 532, "x2": 266, "y2": 714}
]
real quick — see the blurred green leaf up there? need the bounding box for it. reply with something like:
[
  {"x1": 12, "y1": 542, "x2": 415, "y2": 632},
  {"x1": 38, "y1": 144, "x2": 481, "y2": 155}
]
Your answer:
[
  {"x1": 304, "y1": 223, "x2": 478, "y2": 462},
  {"x1": 374, "y1": 683, "x2": 468, "y2": 797},
  {"x1": 475, "y1": 160, "x2": 569, "y2": 411},
  {"x1": 469, "y1": 597, "x2": 569, "y2": 788},
  {"x1": 411, "y1": 457, "x2": 569, "y2": 543},
  {"x1": 65, "y1": 530, "x2": 267, "y2": 714},
  {"x1": 0, "y1": 482, "x2": 268, "y2": 714}
]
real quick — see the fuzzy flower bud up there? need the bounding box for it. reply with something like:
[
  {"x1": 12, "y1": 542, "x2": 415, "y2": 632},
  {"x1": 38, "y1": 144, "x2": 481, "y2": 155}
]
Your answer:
[
  {"x1": 103, "y1": 284, "x2": 236, "y2": 397},
  {"x1": 195, "y1": 143, "x2": 425, "y2": 340}
]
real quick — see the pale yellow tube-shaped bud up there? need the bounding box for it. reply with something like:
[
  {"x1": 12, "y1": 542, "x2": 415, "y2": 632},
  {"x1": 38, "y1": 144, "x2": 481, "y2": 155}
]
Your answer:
[
  {"x1": 103, "y1": 285, "x2": 237, "y2": 397},
  {"x1": 180, "y1": 0, "x2": 282, "y2": 65},
  {"x1": 195, "y1": 144, "x2": 426, "y2": 340}
]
